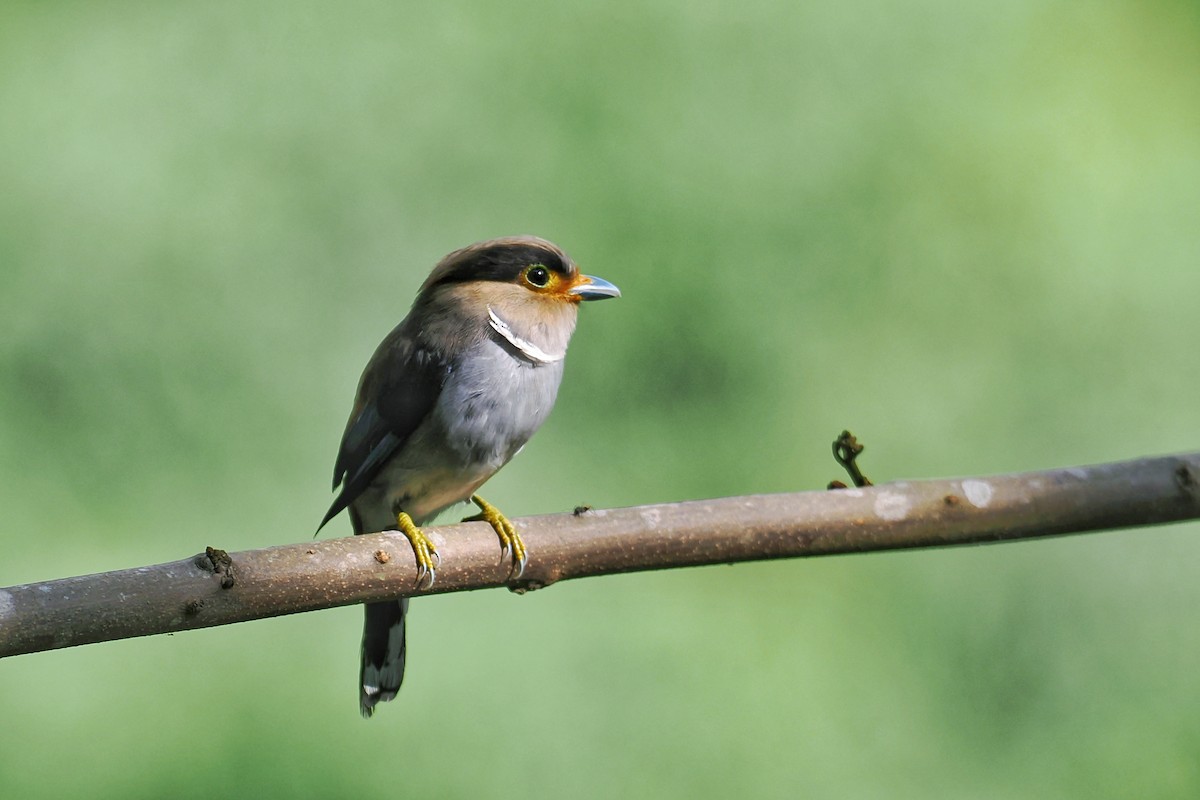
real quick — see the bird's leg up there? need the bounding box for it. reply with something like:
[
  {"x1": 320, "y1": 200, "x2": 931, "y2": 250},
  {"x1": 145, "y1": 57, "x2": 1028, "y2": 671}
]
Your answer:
[
  {"x1": 463, "y1": 495, "x2": 527, "y2": 578},
  {"x1": 395, "y1": 511, "x2": 440, "y2": 589}
]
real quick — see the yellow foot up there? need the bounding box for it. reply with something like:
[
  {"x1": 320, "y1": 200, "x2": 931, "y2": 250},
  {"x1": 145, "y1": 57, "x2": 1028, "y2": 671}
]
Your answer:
[
  {"x1": 463, "y1": 494, "x2": 527, "y2": 578},
  {"x1": 396, "y1": 511, "x2": 440, "y2": 588}
]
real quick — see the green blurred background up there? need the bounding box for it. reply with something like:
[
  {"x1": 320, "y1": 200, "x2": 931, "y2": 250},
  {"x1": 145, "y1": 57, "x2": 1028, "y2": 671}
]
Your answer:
[{"x1": 2, "y1": 0, "x2": 1198, "y2": 796}]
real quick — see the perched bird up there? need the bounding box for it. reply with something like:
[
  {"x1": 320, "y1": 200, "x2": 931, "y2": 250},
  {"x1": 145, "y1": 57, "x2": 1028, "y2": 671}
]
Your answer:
[{"x1": 317, "y1": 236, "x2": 619, "y2": 717}]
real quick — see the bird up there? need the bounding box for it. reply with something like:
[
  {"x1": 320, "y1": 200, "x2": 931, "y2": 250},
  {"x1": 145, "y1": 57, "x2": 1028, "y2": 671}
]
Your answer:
[{"x1": 317, "y1": 235, "x2": 620, "y2": 717}]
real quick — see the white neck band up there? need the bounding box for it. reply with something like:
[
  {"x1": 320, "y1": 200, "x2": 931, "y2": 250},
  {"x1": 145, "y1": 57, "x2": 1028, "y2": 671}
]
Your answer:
[{"x1": 487, "y1": 307, "x2": 565, "y2": 364}]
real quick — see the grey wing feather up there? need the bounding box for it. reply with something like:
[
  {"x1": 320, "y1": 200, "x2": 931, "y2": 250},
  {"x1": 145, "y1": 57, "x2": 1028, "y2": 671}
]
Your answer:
[
  {"x1": 332, "y1": 404, "x2": 386, "y2": 490},
  {"x1": 318, "y1": 340, "x2": 449, "y2": 533}
]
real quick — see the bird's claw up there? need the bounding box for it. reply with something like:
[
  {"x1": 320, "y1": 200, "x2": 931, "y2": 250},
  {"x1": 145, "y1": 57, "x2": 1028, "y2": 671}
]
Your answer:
[
  {"x1": 396, "y1": 511, "x2": 440, "y2": 589},
  {"x1": 464, "y1": 494, "x2": 527, "y2": 579}
]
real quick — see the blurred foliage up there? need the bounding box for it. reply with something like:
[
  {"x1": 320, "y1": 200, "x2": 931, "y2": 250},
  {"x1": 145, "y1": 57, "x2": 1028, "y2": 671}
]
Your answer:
[{"x1": 2, "y1": 0, "x2": 1199, "y2": 797}]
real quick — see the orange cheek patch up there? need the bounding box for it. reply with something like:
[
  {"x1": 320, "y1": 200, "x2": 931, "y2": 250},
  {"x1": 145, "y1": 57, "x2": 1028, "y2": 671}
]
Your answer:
[
  {"x1": 554, "y1": 273, "x2": 592, "y2": 301},
  {"x1": 521, "y1": 267, "x2": 580, "y2": 300}
]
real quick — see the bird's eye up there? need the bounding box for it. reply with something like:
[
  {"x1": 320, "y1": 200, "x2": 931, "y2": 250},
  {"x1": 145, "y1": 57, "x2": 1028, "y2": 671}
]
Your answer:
[{"x1": 524, "y1": 265, "x2": 550, "y2": 288}]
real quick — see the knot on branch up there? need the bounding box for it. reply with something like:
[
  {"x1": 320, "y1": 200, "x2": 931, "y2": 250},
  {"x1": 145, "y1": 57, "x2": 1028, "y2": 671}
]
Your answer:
[
  {"x1": 1175, "y1": 462, "x2": 1199, "y2": 499},
  {"x1": 198, "y1": 547, "x2": 237, "y2": 589}
]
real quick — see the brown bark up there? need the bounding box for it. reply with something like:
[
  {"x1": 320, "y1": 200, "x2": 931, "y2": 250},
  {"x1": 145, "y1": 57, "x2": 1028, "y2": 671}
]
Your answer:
[{"x1": 2, "y1": 452, "x2": 1197, "y2": 658}]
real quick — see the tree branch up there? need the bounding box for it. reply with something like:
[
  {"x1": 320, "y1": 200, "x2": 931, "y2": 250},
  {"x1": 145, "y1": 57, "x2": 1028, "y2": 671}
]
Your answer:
[{"x1": 3, "y1": 451, "x2": 1198, "y2": 659}]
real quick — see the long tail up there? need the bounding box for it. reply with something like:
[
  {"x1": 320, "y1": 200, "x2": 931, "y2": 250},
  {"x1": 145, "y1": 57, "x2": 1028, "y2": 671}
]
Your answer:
[
  {"x1": 351, "y1": 505, "x2": 409, "y2": 718},
  {"x1": 360, "y1": 597, "x2": 409, "y2": 718}
]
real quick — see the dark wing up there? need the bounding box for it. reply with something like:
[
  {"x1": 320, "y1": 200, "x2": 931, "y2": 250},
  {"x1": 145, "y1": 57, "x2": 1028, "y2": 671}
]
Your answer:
[{"x1": 317, "y1": 336, "x2": 449, "y2": 532}]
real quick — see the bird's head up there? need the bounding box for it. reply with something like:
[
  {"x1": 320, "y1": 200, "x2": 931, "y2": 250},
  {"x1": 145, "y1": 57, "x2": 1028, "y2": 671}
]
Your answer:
[{"x1": 413, "y1": 236, "x2": 619, "y2": 362}]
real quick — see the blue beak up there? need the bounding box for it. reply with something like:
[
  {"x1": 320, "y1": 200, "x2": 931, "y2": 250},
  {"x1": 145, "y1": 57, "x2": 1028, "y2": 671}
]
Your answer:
[{"x1": 569, "y1": 275, "x2": 621, "y2": 301}]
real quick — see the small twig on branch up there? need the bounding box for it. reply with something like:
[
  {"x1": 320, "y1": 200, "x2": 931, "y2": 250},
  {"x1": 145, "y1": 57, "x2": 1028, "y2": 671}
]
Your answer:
[
  {"x1": 829, "y1": 430, "x2": 874, "y2": 489},
  {"x1": 1, "y1": 452, "x2": 1198, "y2": 659}
]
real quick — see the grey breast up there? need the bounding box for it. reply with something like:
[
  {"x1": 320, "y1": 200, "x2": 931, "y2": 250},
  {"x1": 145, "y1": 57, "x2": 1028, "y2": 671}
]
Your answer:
[{"x1": 434, "y1": 335, "x2": 566, "y2": 471}]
